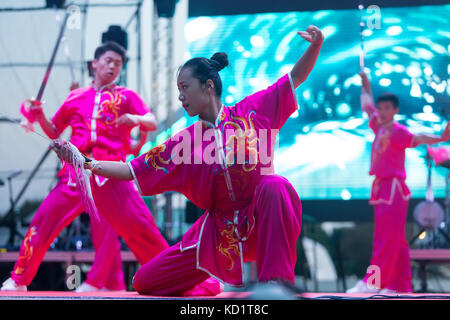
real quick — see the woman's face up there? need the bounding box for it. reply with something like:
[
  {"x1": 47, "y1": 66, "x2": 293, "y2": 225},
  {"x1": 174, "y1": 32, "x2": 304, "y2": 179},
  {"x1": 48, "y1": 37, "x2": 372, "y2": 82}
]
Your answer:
[{"x1": 177, "y1": 67, "x2": 211, "y2": 117}]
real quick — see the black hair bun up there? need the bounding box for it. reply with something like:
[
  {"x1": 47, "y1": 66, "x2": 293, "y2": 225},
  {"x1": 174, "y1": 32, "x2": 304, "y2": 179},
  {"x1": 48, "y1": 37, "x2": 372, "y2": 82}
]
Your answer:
[{"x1": 210, "y1": 52, "x2": 229, "y2": 72}]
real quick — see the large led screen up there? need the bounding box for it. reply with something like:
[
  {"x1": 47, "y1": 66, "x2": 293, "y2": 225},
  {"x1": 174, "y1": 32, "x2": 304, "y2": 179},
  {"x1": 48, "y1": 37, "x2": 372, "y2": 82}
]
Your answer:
[{"x1": 184, "y1": 5, "x2": 450, "y2": 199}]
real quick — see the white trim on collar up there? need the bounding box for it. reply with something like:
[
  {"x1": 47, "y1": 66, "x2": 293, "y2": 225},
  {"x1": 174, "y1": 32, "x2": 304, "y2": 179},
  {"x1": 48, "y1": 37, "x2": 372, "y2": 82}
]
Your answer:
[
  {"x1": 92, "y1": 81, "x2": 116, "y2": 92},
  {"x1": 199, "y1": 104, "x2": 225, "y2": 128}
]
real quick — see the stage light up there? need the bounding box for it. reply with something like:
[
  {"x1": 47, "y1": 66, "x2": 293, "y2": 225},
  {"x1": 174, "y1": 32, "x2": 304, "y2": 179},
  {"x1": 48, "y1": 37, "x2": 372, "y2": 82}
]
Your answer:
[
  {"x1": 45, "y1": 0, "x2": 66, "y2": 9},
  {"x1": 418, "y1": 231, "x2": 426, "y2": 240},
  {"x1": 101, "y1": 25, "x2": 128, "y2": 50},
  {"x1": 154, "y1": 0, "x2": 178, "y2": 18}
]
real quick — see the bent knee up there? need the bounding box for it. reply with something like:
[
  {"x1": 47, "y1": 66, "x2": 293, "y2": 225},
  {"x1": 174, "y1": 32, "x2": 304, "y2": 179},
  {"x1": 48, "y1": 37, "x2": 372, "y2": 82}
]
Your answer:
[
  {"x1": 256, "y1": 175, "x2": 299, "y2": 202},
  {"x1": 131, "y1": 268, "x2": 158, "y2": 295},
  {"x1": 258, "y1": 174, "x2": 289, "y2": 191}
]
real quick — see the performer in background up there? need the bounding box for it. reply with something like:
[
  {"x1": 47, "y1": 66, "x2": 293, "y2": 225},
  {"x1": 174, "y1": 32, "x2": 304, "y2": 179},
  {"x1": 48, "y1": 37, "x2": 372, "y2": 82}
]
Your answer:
[
  {"x1": 347, "y1": 71, "x2": 450, "y2": 294},
  {"x1": 64, "y1": 78, "x2": 124, "y2": 293},
  {"x1": 54, "y1": 25, "x2": 324, "y2": 296},
  {"x1": 1, "y1": 41, "x2": 171, "y2": 293}
]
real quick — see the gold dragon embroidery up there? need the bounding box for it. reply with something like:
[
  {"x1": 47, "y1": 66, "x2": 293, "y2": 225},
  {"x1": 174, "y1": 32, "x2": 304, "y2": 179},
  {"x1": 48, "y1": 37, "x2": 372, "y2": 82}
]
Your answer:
[
  {"x1": 13, "y1": 226, "x2": 37, "y2": 276},
  {"x1": 144, "y1": 144, "x2": 170, "y2": 173},
  {"x1": 218, "y1": 221, "x2": 240, "y2": 271},
  {"x1": 223, "y1": 111, "x2": 259, "y2": 172},
  {"x1": 98, "y1": 91, "x2": 122, "y2": 125},
  {"x1": 373, "y1": 127, "x2": 391, "y2": 163}
]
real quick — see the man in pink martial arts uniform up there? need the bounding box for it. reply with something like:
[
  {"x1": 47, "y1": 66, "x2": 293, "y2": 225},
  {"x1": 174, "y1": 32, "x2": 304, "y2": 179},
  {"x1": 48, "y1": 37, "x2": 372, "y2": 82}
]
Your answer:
[
  {"x1": 347, "y1": 71, "x2": 450, "y2": 294},
  {"x1": 54, "y1": 25, "x2": 324, "y2": 296},
  {"x1": 1, "y1": 41, "x2": 169, "y2": 292}
]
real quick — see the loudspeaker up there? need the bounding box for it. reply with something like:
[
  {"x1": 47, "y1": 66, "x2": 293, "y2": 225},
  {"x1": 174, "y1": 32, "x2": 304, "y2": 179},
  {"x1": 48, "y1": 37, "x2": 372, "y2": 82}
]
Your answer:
[
  {"x1": 101, "y1": 25, "x2": 128, "y2": 50},
  {"x1": 45, "y1": 0, "x2": 66, "y2": 9},
  {"x1": 154, "y1": 0, "x2": 178, "y2": 18}
]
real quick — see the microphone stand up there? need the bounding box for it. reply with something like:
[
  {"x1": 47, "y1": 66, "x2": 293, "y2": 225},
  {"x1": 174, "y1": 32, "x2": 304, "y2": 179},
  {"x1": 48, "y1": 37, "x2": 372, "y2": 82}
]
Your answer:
[
  {"x1": 0, "y1": 146, "x2": 53, "y2": 248},
  {"x1": 3, "y1": 170, "x2": 24, "y2": 249}
]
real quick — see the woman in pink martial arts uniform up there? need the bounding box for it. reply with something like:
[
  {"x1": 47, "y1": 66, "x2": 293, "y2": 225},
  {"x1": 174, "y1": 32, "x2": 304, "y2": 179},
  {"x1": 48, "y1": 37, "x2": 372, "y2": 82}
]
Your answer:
[
  {"x1": 54, "y1": 25, "x2": 324, "y2": 296},
  {"x1": 1, "y1": 42, "x2": 169, "y2": 292},
  {"x1": 347, "y1": 71, "x2": 450, "y2": 294}
]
